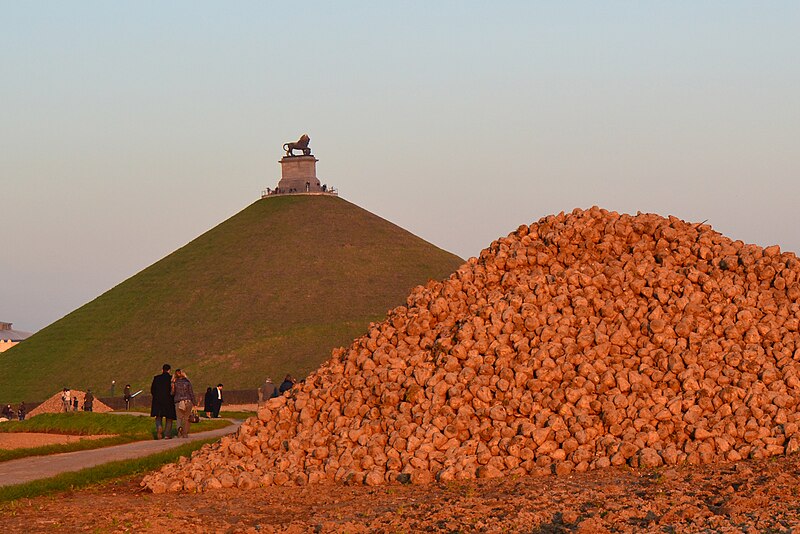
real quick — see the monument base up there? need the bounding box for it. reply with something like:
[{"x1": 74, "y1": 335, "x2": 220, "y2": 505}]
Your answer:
[{"x1": 277, "y1": 155, "x2": 322, "y2": 193}]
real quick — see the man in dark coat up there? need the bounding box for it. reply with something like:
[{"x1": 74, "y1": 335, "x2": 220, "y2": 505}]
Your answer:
[
  {"x1": 211, "y1": 384, "x2": 223, "y2": 418},
  {"x1": 150, "y1": 363, "x2": 176, "y2": 439}
]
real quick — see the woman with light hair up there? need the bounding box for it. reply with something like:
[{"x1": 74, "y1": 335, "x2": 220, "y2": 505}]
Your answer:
[{"x1": 171, "y1": 369, "x2": 197, "y2": 438}]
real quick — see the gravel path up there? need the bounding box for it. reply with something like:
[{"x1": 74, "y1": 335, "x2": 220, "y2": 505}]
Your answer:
[{"x1": 0, "y1": 420, "x2": 240, "y2": 487}]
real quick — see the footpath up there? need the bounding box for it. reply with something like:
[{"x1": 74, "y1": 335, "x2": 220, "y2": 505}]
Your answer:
[{"x1": 0, "y1": 420, "x2": 241, "y2": 488}]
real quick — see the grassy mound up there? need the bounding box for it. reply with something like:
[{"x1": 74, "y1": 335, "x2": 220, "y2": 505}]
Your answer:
[{"x1": 1, "y1": 196, "x2": 463, "y2": 402}]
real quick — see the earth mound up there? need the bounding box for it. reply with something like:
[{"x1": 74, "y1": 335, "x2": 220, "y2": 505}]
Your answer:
[
  {"x1": 27, "y1": 390, "x2": 113, "y2": 417},
  {"x1": 1, "y1": 195, "x2": 463, "y2": 402},
  {"x1": 143, "y1": 206, "x2": 800, "y2": 493}
]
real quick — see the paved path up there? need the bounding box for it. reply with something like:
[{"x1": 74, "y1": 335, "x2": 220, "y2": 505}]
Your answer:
[{"x1": 0, "y1": 420, "x2": 240, "y2": 487}]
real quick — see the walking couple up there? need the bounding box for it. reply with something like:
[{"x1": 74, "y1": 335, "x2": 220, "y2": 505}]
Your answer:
[{"x1": 150, "y1": 364, "x2": 197, "y2": 439}]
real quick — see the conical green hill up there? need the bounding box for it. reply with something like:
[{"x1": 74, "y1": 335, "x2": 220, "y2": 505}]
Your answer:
[{"x1": 2, "y1": 196, "x2": 464, "y2": 402}]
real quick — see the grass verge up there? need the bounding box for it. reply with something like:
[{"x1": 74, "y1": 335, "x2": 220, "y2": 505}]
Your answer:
[
  {"x1": 0, "y1": 412, "x2": 159, "y2": 436},
  {"x1": 0, "y1": 413, "x2": 230, "y2": 462},
  {"x1": 0, "y1": 438, "x2": 217, "y2": 503}
]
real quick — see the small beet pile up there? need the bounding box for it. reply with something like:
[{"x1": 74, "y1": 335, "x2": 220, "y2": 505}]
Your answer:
[{"x1": 143, "y1": 207, "x2": 800, "y2": 493}]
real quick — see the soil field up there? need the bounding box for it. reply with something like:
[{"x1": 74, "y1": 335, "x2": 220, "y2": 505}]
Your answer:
[
  {"x1": 2, "y1": 452, "x2": 800, "y2": 533},
  {"x1": 0, "y1": 433, "x2": 113, "y2": 450}
]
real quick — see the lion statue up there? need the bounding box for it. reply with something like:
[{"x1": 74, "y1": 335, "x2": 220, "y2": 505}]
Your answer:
[{"x1": 283, "y1": 134, "x2": 311, "y2": 156}]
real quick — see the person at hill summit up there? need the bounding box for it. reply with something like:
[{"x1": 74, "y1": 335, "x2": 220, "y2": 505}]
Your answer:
[
  {"x1": 150, "y1": 364, "x2": 176, "y2": 440},
  {"x1": 171, "y1": 368, "x2": 196, "y2": 438}
]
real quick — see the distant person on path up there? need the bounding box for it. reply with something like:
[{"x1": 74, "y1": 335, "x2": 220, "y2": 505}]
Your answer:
[
  {"x1": 203, "y1": 387, "x2": 214, "y2": 418},
  {"x1": 84, "y1": 390, "x2": 94, "y2": 412},
  {"x1": 150, "y1": 364, "x2": 176, "y2": 439},
  {"x1": 17, "y1": 402, "x2": 26, "y2": 421},
  {"x1": 258, "y1": 377, "x2": 278, "y2": 406},
  {"x1": 211, "y1": 384, "x2": 223, "y2": 418},
  {"x1": 61, "y1": 388, "x2": 71, "y2": 412},
  {"x1": 72, "y1": 396, "x2": 79, "y2": 412},
  {"x1": 123, "y1": 384, "x2": 132, "y2": 410},
  {"x1": 279, "y1": 375, "x2": 295, "y2": 394},
  {"x1": 3, "y1": 404, "x2": 13, "y2": 419},
  {"x1": 171, "y1": 368, "x2": 196, "y2": 438}
]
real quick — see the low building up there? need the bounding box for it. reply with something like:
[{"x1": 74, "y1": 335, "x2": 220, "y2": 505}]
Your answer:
[{"x1": 0, "y1": 322, "x2": 32, "y2": 353}]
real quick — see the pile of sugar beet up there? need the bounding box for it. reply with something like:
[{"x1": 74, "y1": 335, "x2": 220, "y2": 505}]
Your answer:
[{"x1": 143, "y1": 207, "x2": 800, "y2": 493}]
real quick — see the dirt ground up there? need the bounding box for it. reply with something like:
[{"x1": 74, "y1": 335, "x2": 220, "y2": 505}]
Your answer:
[
  {"x1": 2, "y1": 451, "x2": 800, "y2": 533},
  {"x1": 0, "y1": 433, "x2": 113, "y2": 450}
]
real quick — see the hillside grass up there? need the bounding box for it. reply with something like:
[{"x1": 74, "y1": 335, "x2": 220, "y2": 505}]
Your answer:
[
  {"x1": 1, "y1": 196, "x2": 464, "y2": 402},
  {"x1": 0, "y1": 412, "x2": 230, "y2": 462}
]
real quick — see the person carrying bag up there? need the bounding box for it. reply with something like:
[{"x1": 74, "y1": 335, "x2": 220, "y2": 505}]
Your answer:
[{"x1": 171, "y1": 369, "x2": 197, "y2": 438}]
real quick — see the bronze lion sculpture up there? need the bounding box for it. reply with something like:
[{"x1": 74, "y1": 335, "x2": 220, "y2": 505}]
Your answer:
[{"x1": 283, "y1": 134, "x2": 311, "y2": 156}]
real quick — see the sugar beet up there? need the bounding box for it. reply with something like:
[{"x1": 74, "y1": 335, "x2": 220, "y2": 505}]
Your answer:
[{"x1": 143, "y1": 207, "x2": 800, "y2": 493}]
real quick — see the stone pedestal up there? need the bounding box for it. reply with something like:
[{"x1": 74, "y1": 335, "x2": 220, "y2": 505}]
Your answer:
[{"x1": 277, "y1": 155, "x2": 322, "y2": 193}]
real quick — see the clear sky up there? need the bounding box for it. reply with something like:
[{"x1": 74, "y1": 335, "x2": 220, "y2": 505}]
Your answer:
[{"x1": 2, "y1": 2, "x2": 799, "y2": 332}]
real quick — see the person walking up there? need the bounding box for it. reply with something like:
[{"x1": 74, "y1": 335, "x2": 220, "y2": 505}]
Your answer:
[
  {"x1": 150, "y1": 364, "x2": 176, "y2": 439},
  {"x1": 17, "y1": 402, "x2": 26, "y2": 421},
  {"x1": 171, "y1": 368, "x2": 196, "y2": 438}
]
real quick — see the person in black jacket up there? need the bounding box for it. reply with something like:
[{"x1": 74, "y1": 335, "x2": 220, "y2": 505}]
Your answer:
[
  {"x1": 84, "y1": 390, "x2": 94, "y2": 412},
  {"x1": 150, "y1": 364, "x2": 176, "y2": 439},
  {"x1": 279, "y1": 374, "x2": 295, "y2": 394},
  {"x1": 123, "y1": 384, "x2": 132, "y2": 410},
  {"x1": 203, "y1": 387, "x2": 214, "y2": 418},
  {"x1": 211, "y1": 384, "x2": 223, "y2": 418}
]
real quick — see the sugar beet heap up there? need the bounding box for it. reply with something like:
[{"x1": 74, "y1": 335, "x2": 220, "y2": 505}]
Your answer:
[{"x1": 143, "y1": 207, "x2": 800, "y2": 493}]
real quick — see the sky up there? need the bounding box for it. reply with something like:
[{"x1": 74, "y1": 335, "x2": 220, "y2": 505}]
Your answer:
[{"x1": 1, "y1": 2, "x2": 799, "y2": 333}]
